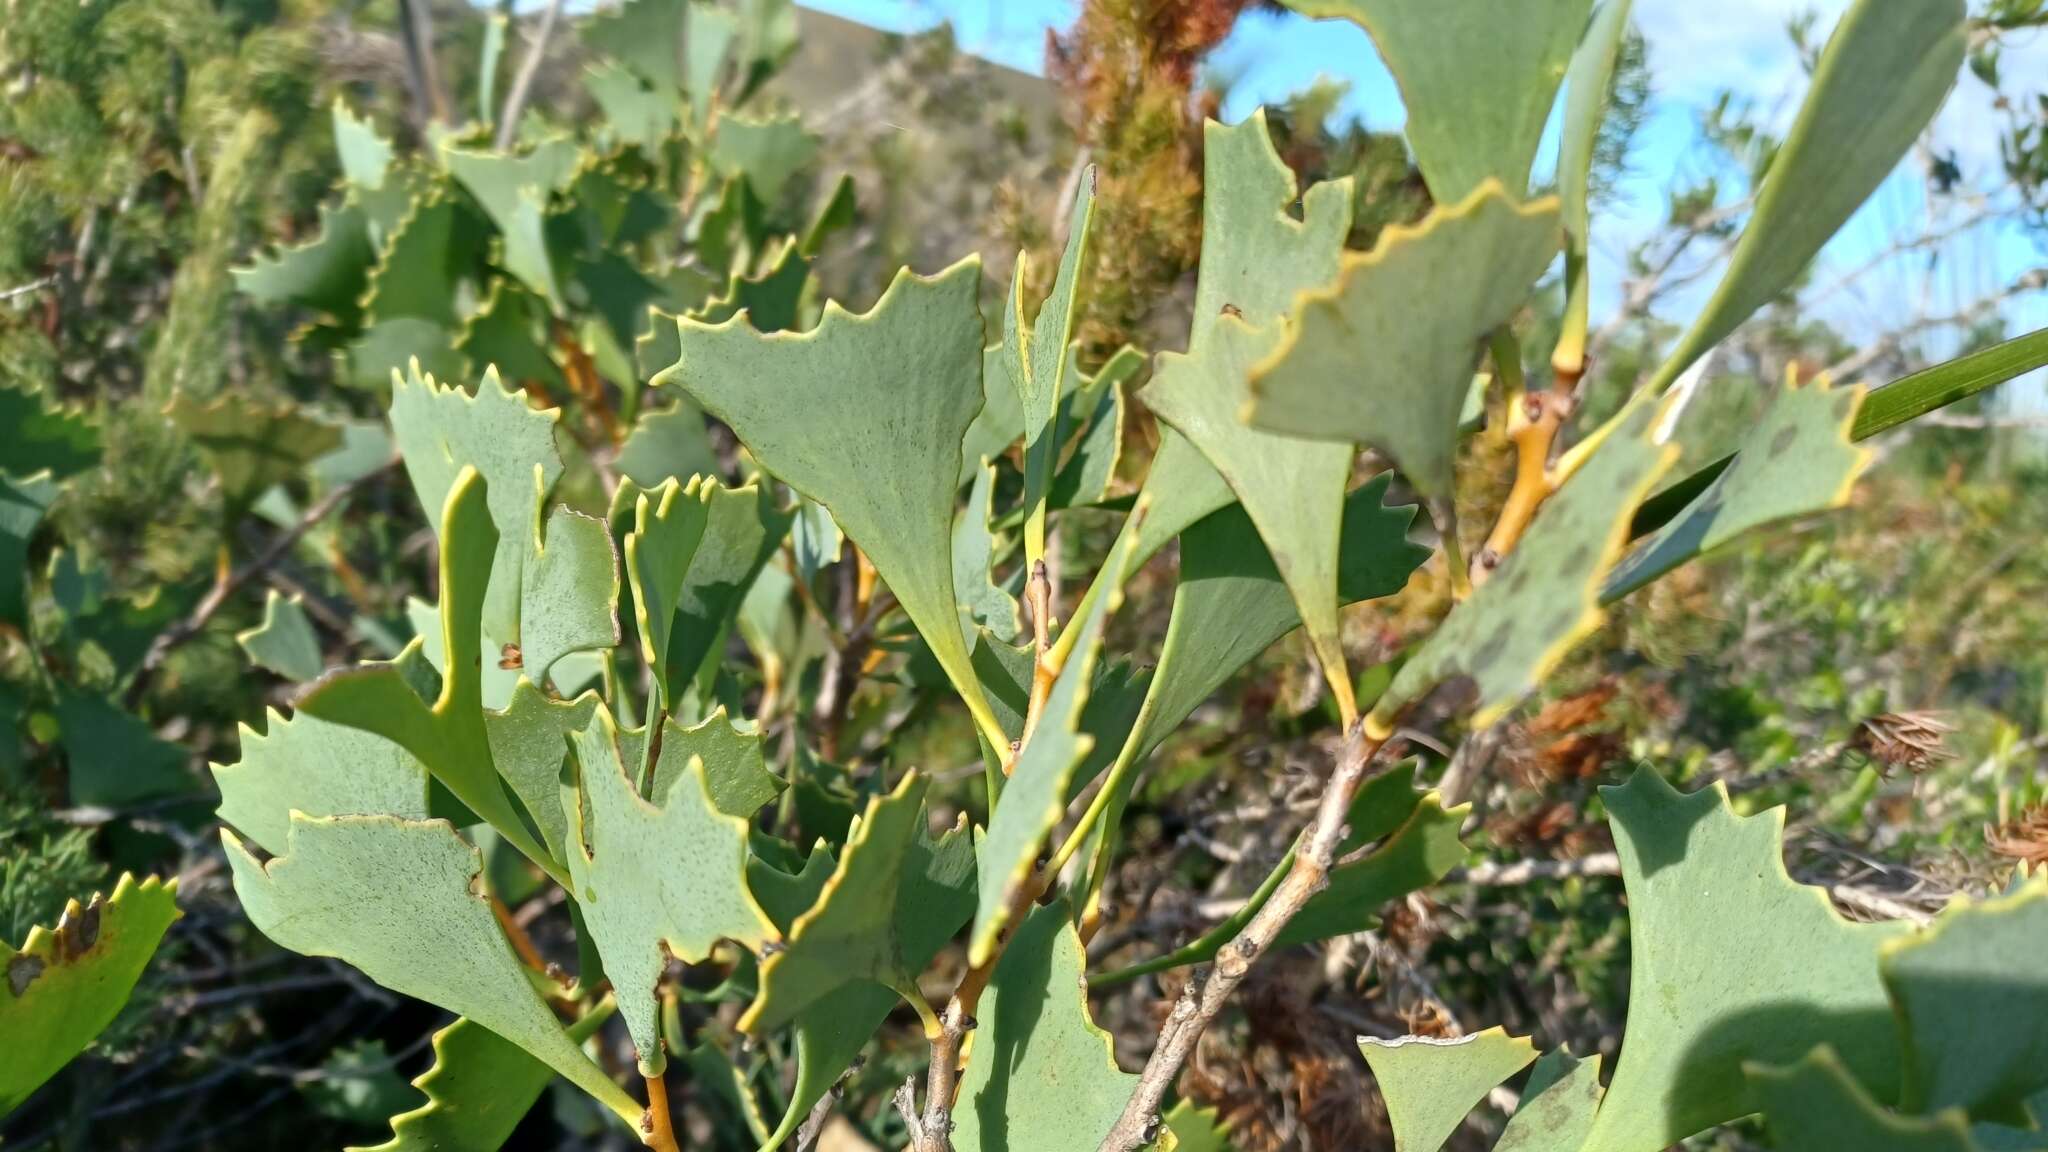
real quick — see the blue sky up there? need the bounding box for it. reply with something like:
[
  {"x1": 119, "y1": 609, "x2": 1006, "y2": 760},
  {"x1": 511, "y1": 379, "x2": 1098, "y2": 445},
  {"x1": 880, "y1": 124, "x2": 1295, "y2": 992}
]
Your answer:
[{"x1": 808, "y1": 0, "x2": 2048, "y2": 392}]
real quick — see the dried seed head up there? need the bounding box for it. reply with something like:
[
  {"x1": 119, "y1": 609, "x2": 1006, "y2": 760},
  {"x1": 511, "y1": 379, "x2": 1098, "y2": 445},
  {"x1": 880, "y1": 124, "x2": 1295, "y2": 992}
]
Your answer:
[{"x1": 1988, "y1": 804, "x2": 2048, "y2": 874}]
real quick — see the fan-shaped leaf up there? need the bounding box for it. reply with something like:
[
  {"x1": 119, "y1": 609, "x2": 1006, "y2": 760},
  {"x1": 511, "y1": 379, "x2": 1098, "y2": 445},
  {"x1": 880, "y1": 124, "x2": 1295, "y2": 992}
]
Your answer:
[{"x1": 1360, "y1": 1028, "x2": 1537, "y2": 1152}]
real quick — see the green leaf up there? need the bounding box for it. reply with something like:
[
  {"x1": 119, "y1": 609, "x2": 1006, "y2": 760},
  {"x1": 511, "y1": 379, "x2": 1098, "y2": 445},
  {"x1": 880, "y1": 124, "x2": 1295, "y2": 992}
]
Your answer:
[
  {"x1": 616, "y1": 476, "x2": 791, "y2": 703},
  {"x1": 1165, "y1": 1100, "x2": 1237, "y2": 1152},
  {"x1": 349, "y1": 320, "x2": 463, "y2": 389},
  {"x1": 1750, "y1": 1048, "x2": 1979, "y2": 1152},
  {"x1": 457, "y1": 279, "x2": 565, "y2": 390},
  {"x1": 519, "y1": 503, "x2": 619, "y2": 683},
  {"x1": 616, "y1": 402, "x2": 719, "y2": 490},
  {"x1": 709, "y1": 113, "x2": 818, "y2": 202},
  {"x1": 0, "y1": 386, "x2": 98, "y2": 480},
  {"x1": 583, "y1": 0, "x2": 687, "y2": 92},
  {"x1": 1283, "y1": 0, "x2": 1589, "y2": 202},
  {"x1": 55, "y1": 691, "x2": 191, "y2": 807},
  {"x1": 740, "y1": 772, "x2": 975, "y2": 1035},
  {"x1": 363, "y1": 194, "x2": 488, "y2": 329},
  {"x1": 1645, "y1": 0, "x2": 1966, "y2": 393},
  {"x1": 1002, "y1": 167, "x2": 1095, "y2": 558},
  {"x1": 482, "y1": 680, "x2": 599, "y2": 865},
  {"x1": 1497, "y1": 1048, "x2": 1605, "y2": 1152},
  {"x1": 660, "y1": 258, "x2": 1005, "y2": 746},
  {"x1": 1049, "y1": 345, "x2": 1138, "y2": 510},
  {"x1": 1270, "y1": 787, "x2": 1467, "y2": 949},
  {"x1": 298, "y1": 467, "x2": 561, "y2": 882},
  {"x1": 1360, "y1": 1028, "x2": 1538, "y2": 1152},
  {"x1": 970, "y1": 512, "x2": 1143, "y2": 967},
  {"x1": 692, "y1": 237, "x2": 811, "y2": 332},
  {"x1": 0, "y1": 874, "x2": 180, "y2": 1118},
  {"x1": 214, "y1": 702, "x2": 433, "y2": 859},
  {"x1": 164, "y1": 391, "x2": 344, "y2": 506},
  {"x1": 389, "y1": 363, "x2": 563, "y2": 647},
  {"x1": 1883, "y1": 876, "x2": 2048, "y2": 1118},
  {"x1": 1629, "y1": 328, "x2": 2048, "y2": 542},
  {"x1": 1579, "y1": 768, "x2": 1909, "y2": 1152},
  {"x1": 334, "y1": 99, "x2": 395, "y2": 191},
  {"x1": 224, "y1": 815, "x2": 639, "y2": 1123},
  {"x1": 626, "y1": 706, "x2": 782, "y2": 820},
  {"x1": 952, "y1": 899, "x2": 1139, "y2": 1152},
  {"x1": 585, "y1": 62, "x2": 679, "y2": 150},
  {"x1": 1146, "y1": 317, "x2": 1356, "y2": 704},
  {"x1": 1555, "y1": 0, "x2": 1635, "y2": 362},
  {"x1": 682, "y1": 2, "x2": 739, "y2": 129},
  {"x1": 346, "y1": 1009, "x2": 612, "y2": 1152},
  {"x1": 560, "y1": 707, "x2": 776, "y2": 1072},
  {"x1": 1606, "y1": 374, "x2": 1868, "y2": 600},
  {"x1": 478, "y1": 13, "x2": 506, "y2": 124},
  {"x1": 954, "y1": 459, "x2": 1022, "y2": 648},
  {"x1": 1376, "y1": 394, "x2": 1674, "y2": 727},
  {"x1": 1, "y1": 473, "x2": 58, "y2": 626},
  {"x1": 446, "y1": 142, "x2": 583, "y2": 307},
  {"x1": 1245, "y1": 183, "x2": 1561, "y2": 502},
  {"x1": 236, "y1": 590, "x2": 324, "y2": 681},
  {"x1": 234, "y1": 201, "x2": 375, "y2": 319},
  {"x1": 746, "y1": 842, "x2": 902, "y2": 1152}
]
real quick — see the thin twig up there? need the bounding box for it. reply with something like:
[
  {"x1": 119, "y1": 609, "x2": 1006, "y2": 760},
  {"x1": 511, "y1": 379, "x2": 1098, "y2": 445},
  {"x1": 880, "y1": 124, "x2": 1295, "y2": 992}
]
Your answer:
[
  {"x1": 1098, "y1": 722, "x2": 1387, "y2": 1152},
  {"x1": 0, "y1": 275, "x2": 57, "y2": 302},
  {"x1": 494, "y1": 0, "x2": 564, "y2": 150}
]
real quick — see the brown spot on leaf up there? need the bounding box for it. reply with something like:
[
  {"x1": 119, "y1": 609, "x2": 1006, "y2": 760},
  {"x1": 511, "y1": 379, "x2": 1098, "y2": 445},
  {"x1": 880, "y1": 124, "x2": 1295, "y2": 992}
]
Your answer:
[
  {"x1": 9, "y1": 953, "x2": 44, "y2": 997},
  {"x1": 499, "y1": 644, "x2": 523, "y2": 670},
  {"x1": 1219, "y1": 303, "x2": 1243, "y2": 319}
]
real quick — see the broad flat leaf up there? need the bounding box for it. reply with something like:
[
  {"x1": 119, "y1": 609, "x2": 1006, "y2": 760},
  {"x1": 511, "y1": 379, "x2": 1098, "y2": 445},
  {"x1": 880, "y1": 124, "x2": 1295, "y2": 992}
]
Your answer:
[
  {"x1": 1884, "y1": 876, "x2": 2048, "y2": 1118},
  {"x1": 298, "y1": 468, "x2": 560, "y2": 880},
  {"x1": 790, "y1": 498, "x2": 842, "y2": 585},
  {"x1": 970, "y1": 515, "x2": 1143, "y2": 968},
  {"x1": 0, "y1": 875, "x2": 179, "y2": 1117},
  {"x1": 1060, "y1": 111, "x2": 1349, "y2": 674},
  {"x1": 389, "y1": 364, "x2": 563, "y2": 646},
  {"x1": 1247, "y1": 184, "x2": 1559, "y2": 501},
  {"x1": 1049, "y1": 345, "x2": 1139, "y2": 509},
  {"x1": 740, "y1": 772, "x2": 975, "y2": 1035},
  {"x1": 1165, "y1": 1101, "x2": 1236, "y2": 1152},
  {"x1": 571, "y1": 250, "x2": 669, "y2": 357},
  {"x1": 55, "y1": 691, "x2": 190, "y2": 807},
  {"x1": 0, "y1": 385, "x2": 98, "y2": 479},
  {"x1": 1376, "y1": 395, "x2": 1675, "y2": 727},
  {"x1": 457, "y1": 279, "x2": 564, "y2": 389},
  {"x1": 660, "y1": 259, "x2": 1003, "y2": 745},
  {"x1": 960, "y1": 345, "x2": 1028, "y2": 486},
  {"x1": 585, "y1": 62, "x2": 678, "y2": 150},
  {"x1": 349, "y1": 320, "x2": 462, "y2": 389},
  {"x1": 237, "y1": 590, "x2": 323, "y2": 681},
  {"x1": 952, "y1": 899, "x2": 1137, "y2": 1152},
  {"x1": 1271, "y1": 787, "x2": 1467, "y2": 949},
  {"x1": 1555, "y1": 0, "x2": 1635, "y2": 360},
  {"x1": 616, "y1": 402, "x2": 719, "y2": 490},
  {"x1": 625, "y1": 706, "x2": 782, "y2": 819},
  {"x1": 1283, "y1": 0, "x2": 1589, "y2": 202},
  {"x1": 1360, "y1": 1029, "x2": 1538, "y2": 1152},
  {"x1": 1578, "y1": 769, "x2": 1909, "y2": 1152},
  {"x1": 583, "y1": 0, "x2": 686, "y2": 91},
  {"x1": 519, "y1": 503, "x2": 619, "y2": 683},
  {"x1": 1, "y1": 474, "x2": 58, "y2": 625},
  {"x1": 709, "y1": 113, "x2": 817, "y2": 202},
  {"x1": 165, "y1": 391, "x2": 343, "y2": 505},
  {"x1": 691, "y1": 238, "x2": 810, "y2": 331},
  {"x1": 224, "y1": 815, "x2": 638, "y2": 1122},
  {"x1": 214, "y1": 703, "x2": 431, "y2": 856},
  {"x1": 561, "y1": 707, "x2": 775, "y2": 1072},
  {"x1": 346, "y1": 1010, "x2": 612, "y2": 1152},
  {"x1": 682, "y1": 2, "x2": 738, "y2": 127},
  {"x1": 1750, "y1": 1048, "x2": 1978, "y2": 1152},
  {"x1": 625, "y1": 478, "x2": 712, "y2": 702},
  {"x1": 234, "y1": 201, "x2": 374, "y2": 318},
  {"x1": 362, "y1": 195, "x2": 486, "y2": 329},
  {"x1": 954, "y1": 459, "x2": 1021, "y2": 647},
  {"x1": 1002, "y1": 167, "x2": 1096, "y2": 556},
  {"x1": 1647, "y1": 0, "x2": 1966, "y2": 392},
  {"x1": 1135, "y1": 476, "x2": 1427, "y2": 766},
  {"x1": 334, "y1": 99, "x2": 395, "y2": 191},
  {"x1": 613, "y1": 477, "x2": 791, "y2": 702},
  {"x1": 1497, "y1": 1048, "x2": 1605, "y2": 1152},
  {"x1": 1605, "y1": 374, "x2": 1868, "y2": 599},
  {"x1": 484, "y1": 681, "x2": 600, "y2": 864},
  {"x1": 1146, "y1": 314, "x2": 1355, "y2": 709},
  {"x1": 746, "y1": 843, "x2": 901, "y2": 1152}
]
